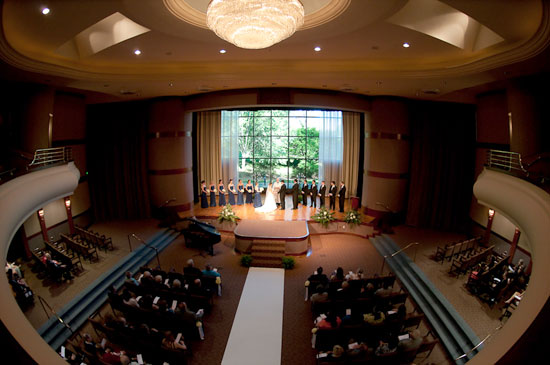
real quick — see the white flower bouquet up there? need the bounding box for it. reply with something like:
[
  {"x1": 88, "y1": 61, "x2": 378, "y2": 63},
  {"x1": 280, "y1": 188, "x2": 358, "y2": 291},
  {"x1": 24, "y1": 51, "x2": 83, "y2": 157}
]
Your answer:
[
  {"x1": 218, "y1": 204, "x2": 240, "y2": 223},
  {"x1": 312, "y1": 207, "x2": 335, "y2": 228},
  {"x1": 344, "y1": 209, "x2": 361, "y2": 225}
]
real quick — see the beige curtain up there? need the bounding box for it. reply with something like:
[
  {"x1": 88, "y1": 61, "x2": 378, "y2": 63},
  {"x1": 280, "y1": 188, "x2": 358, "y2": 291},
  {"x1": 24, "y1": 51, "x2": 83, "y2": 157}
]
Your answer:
[
  {"x1": 197, "y1": 111, "x2": 222, "y2": 193},
  {"x1": 342, "y1": 111, "x2": 361, "y2": 197}
]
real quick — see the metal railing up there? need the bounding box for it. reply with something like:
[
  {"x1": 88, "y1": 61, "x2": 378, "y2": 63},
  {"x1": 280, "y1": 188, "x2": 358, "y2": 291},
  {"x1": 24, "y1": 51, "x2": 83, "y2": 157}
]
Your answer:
[
  {"x1": 454, "y1": 324, "x2": 503, "y2": 362},
  {"x1": 380, "y1": 242, "x2": 420, "y2": 274},
  {"x1": 37, "y1": 295, "x2": 74, "y2": 335},
  {"x1": 29, "y1": 147, "x2": 73, "y2": 167},
  {"x1": 127, "y1": 233, "x2": 161, "y2": 269},
  {"x1": 486, "y1": 150, "x2": 526, "y2": 175}
]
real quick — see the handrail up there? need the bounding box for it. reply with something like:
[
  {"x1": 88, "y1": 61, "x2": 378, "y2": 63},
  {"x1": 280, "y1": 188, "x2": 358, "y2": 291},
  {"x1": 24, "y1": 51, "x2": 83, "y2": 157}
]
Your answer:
[
  {"x1": 486, "y1": 150, "x2": 527, "y2": 174},
  {"x1": 127, "y1": 233, "x2": 161, "y2": 269},
  {"x1": 375, "y1": 201, "x2": 396, "y2": 213},
  {"x1": 380, "y1": 242, "x2": 420, "y2": 274},
  {"x1": 454, "y1": 324, "x2": 503, "y2": 362},
  {"x1": 29, "y1": 147, "x2": 72, "y2": 167},
  {"x1": 36, "y1": 295, "x2": 74, "y2": 336}
]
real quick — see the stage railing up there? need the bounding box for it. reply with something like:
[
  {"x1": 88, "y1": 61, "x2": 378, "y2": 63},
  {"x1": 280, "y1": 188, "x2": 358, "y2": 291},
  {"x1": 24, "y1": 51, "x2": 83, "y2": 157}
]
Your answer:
[
  {"x1": 380, "y1": 242, "x2": 419, "y2": 275},
  {"x1": 127, "y1": 233, "x2": 161, "y2": 269},
  {"x1": 29, "y1": 147, "x2": 73, "y2": 167}
]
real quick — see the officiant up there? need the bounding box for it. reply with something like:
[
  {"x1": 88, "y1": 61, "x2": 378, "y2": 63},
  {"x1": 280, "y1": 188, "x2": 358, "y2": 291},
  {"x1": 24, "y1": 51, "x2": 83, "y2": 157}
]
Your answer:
[{"x1": 273, "y1": 178, "x2": 282, "y2": 206}]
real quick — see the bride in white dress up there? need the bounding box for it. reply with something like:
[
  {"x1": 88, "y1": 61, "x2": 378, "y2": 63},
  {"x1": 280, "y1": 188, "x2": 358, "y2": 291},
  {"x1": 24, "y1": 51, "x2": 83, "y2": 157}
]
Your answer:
[{"x1": 255, "y1": 182, "x2": 278, "y2": 213}]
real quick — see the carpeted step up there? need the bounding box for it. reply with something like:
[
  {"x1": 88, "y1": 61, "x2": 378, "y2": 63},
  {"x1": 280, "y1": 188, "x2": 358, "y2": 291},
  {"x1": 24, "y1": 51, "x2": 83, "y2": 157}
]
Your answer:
[
  {"x1": 251, "y1": 258, "x2": 283, "y2": 268},
  {"x1": 38, "y1": 228, "x2": 179, "y2": 350},
  {"x1": 371, "y1": 235, "x2": 481, "y2": 364},
  {"x1": 251, "y1": 245, "x2": 286, "y2": 254}
]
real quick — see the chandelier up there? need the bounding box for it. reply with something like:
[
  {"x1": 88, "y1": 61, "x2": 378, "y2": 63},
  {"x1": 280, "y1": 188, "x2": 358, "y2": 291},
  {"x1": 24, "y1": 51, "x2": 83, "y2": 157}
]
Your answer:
[{"x1": 206, "y1": 0, "x2": 305, "y2": 49}]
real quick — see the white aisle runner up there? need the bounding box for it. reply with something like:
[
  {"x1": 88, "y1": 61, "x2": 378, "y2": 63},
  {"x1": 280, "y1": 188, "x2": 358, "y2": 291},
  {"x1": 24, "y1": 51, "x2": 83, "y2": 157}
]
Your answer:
[{"x1": 222, "y1": 267, "x2": 285, "y2": 365}]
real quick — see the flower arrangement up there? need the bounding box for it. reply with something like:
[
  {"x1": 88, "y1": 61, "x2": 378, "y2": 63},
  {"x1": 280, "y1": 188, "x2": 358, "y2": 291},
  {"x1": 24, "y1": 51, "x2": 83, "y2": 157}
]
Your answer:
[
  {"x1": 344, "y1": 209, "x2": 361, "y2": 225},
  {"x1": 312, "y1": 207, "x2": 335, "y2": 228},
  {"x1": 218, "y1": 204, "x2": 240, "y2": 223}
]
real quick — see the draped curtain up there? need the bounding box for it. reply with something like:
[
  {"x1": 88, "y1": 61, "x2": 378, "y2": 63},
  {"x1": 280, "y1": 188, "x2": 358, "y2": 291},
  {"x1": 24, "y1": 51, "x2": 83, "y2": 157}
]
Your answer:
[
  {"x1": 197, "y1": 111, "x2": 222, "y2": 190},
  {"x1": 319, "y1": 111, "x2": 343, "y2": 186},
  {"x1": 406, "y1": 102, "x2": 476, "y2": 231},
  {"x1": 220, "y1": 110, "x2": 240, "y2": 183},
  {"x1": 342, "y1": 111, "x2": 361, "y2": 197},
  {"x1": 86, "y1": 101, "x2": 151, "y2": 220}
]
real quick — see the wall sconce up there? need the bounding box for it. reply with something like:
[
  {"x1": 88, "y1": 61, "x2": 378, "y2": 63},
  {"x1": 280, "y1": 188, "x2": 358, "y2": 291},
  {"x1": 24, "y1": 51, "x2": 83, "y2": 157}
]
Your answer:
[
  {"x1": 38, "y1": 209, "x2": 44, "y2": 217},
  {"x1": 65, "y1": 197, "x2": 71, "y2": 208},
  {"x1": 488, "y1": 209, "x2": 495, "y2": 218}
]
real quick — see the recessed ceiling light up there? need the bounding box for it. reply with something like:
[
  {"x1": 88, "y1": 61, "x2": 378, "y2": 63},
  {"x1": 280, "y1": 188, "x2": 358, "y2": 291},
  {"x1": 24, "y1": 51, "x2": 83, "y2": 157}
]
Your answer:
[
  {"x1": 402, "y1": 42, "x2": 410, "y2": 48},
  {"x1": 134, "y1": 49, "x2": 142, "y2": 55},
  {"x1": 169, "y1": 82, "x2": 174, "y2": 87},
  {"x1": 41, "y1": 7, "x2": 50, "y2": 15},
  {"x1": 314, "y1": 46, "x2": 321, "y2": 52},
  {"x1": 219, "y1": 49, "x2": 227, "y2": 54}
]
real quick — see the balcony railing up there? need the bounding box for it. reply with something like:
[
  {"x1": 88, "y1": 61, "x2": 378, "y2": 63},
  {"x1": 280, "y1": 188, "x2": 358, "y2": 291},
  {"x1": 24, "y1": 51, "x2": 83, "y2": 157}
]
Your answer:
[
  {"x1": 485, "y1": 150, "x2": 526, "y2": 176},
  {"x1": 29, "y1": 147, "x2": 73, "y2": 167},
  {"x1": 486, "y1": 150, "x2": 549, "y2": 190}
]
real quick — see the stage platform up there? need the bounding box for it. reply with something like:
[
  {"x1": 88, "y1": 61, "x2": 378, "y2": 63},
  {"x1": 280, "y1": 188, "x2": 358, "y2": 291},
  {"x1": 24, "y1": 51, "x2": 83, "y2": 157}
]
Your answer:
[{"x1": 233, "y1": 219, "x2": 309, "y2": 255}]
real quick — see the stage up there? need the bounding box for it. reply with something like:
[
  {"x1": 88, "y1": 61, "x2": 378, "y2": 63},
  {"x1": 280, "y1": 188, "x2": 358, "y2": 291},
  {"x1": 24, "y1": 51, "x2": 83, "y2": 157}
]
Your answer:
[{"x1": 234, "y1": 219, "x2": 310, "y2": 255}]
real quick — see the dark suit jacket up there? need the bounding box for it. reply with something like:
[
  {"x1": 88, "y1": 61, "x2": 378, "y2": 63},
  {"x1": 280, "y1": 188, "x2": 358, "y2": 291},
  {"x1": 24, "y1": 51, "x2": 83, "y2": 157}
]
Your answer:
[
  {"x1": 291, "y1": 182, "x2": 299, "y2": 197},
  {"x1": 279, "y1": 183, "x2": 287, "y2": 197},
  {"x1": 338, "y1": 185, "x2": 347, "y2": 201},
  {"x1": 310, "y1": 184, "x2": 318, "y2": 196},
  {"x1": 319, "y1": 185, "x2": 326, "y2": 198},
  {"x1": 301, "y1": 182, "x2": 309, "y2": 195},
  {"x1": 329, "y1": 185, "x2": 337, "y2": 200}
]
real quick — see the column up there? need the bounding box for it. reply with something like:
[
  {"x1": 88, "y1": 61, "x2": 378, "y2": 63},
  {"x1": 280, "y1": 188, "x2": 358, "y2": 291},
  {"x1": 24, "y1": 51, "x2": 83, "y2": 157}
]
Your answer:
[
  {"x1": 148, "y1": 98, "x2": 194, "y2": 212},
  {"x1": 508, "y1": 227, "x2": 521, "y2": 264},
  {"x1": 37, "y1": 209, "x2": 49, "y2": 244},
  {"x1": 361, "y1": 98, "x2": 410, "y2": 220}
]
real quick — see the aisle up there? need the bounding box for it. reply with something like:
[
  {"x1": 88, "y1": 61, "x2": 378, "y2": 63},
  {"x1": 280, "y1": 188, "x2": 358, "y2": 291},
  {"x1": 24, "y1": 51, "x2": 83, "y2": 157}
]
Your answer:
[{"x1": 221, "y1": 267, "x2": 285, "y2": 365}]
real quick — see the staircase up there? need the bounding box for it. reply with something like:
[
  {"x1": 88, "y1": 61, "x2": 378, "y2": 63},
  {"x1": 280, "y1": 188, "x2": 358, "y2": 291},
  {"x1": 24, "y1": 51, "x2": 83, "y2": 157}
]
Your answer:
[
  {"x1": 250, "y1": 240, "x2": 286, "y2": 268},
  {"x1": 371, "y1": 235, "x2": 481, "y2": 364},
  {"x1": 38, "y1": 228, "x2": 180, "y2": 351}
]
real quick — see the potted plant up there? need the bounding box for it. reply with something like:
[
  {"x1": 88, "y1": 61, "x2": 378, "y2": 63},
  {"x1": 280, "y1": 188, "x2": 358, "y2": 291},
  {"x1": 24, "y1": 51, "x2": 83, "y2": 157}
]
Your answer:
[
  {"x1": 240, "y1": 254, "x2": 253, "y2": 267},
  {"x1": 311, "y1": 207, "x2": 335, "y2": 228},
  {"x1": 282, "y1": 256, "x2": 295, "y2": 270}
]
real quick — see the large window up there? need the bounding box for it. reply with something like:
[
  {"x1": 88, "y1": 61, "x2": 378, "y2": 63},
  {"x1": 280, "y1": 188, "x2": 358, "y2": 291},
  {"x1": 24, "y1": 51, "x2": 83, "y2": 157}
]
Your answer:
[{"x1": 228, "y1": 110, "x2": 322, "y2": 185}]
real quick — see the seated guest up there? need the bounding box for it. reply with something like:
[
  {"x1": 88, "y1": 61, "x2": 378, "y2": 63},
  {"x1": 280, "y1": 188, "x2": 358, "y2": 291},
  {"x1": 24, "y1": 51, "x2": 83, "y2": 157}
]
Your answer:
[
  {"x1": 161, "y1": 331, "x2": 187, "y2": 351},
  {"x1": 154, "y1": 274, "x2": 169, "y2": 289},
  {"x1": 82, "y1": 333, "x2": 98, "y2": 355},
  {"x1": 347, "y1": 339, "x2": 369, "y2": 358},
  {"x1": 317, "y1": 311, "x2": 342, "y2": 329},
  {"x1": 107, "y1": 286, "x2": 123, "y2": 307},
  {"x1": 189, "y1": 278, "x2": 209, "y2": 296},
  {"x1": 333, "y1": 280, "x2": 353, "y2": 301},
  {"x1": 360, "y1": 282, "x2": 376, "y2": 298},
  {"x1": 311, "y1": 285, "x2": 329, "y2": 304},
  {"x1": 375, "y1": 285, "x2": 393, "y2": 297},
  {"x1": 140, "y1": 271, "x2": 154, "y2": 287},
  {"x1": 121, "y1": 289, "x2": 139, "y2": 308},
  {"x1": 364, "y1": 308, "x2": 385, "y2": 326},
  {"x1": 139, "y1": 294, "x2": 159, "y2": 310},
  {"x1": 101, "y1": 346, "x2": 124, "y2": 364},
  {"x1": 308, "y1": 267, "x2": 329, "y2": 287},
  {"x1": 202, "y1": 264, "x2": 221, "y2": 277},
  {"x1": 184, "y1": 259, "x2": 203, "y2": 277},
  {"x1": 375, "y1": 338, "x2": 397, "y2": 356},
  {"x1": 124, "y1": 271, "x2": 139, "y2": 287},
  {"x1": 175, "y1": 301, "x2": 204, "y2": 324},
  {"x1": 319, "y1": 344, "x2": 346, "y2": 363},
  {"x1": 156, "y1": 299, "x2": 171, "y2": 313},
  {"x1": 397, "y1": 330, "x2": 423, "y2": 352},
  {"x1": 172, "y1": 279, "x2": 186, "y2": 292},
  {"x1": 330, "y1": 267, "x2": 345, "y2": 282}
]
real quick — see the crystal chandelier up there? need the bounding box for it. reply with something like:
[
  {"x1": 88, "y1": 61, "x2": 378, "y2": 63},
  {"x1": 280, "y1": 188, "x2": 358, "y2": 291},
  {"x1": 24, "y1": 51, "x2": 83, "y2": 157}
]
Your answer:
[{"x1": 206, "y1": 0, "x2": 305, "y2": 49}]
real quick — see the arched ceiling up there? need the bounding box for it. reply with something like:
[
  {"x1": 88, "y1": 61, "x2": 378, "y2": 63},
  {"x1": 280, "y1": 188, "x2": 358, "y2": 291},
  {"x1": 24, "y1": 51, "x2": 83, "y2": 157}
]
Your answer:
[{"x1": 0, "y1": 0, "x2": 548, "y2": 102}]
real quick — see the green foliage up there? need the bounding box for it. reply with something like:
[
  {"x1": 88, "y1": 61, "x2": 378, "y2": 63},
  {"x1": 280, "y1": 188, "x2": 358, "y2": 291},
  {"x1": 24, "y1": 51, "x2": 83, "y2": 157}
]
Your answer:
[
  {"x1": 218, "y1": 204, "x2": 240, "y2": 223},
  {"x1": 240, "y1": 254, "x2": 253, "y2": 267},
  {"x1": 312, "y1": 207, "x2": 336, "y2": 228},
  {"x1": 236, "y1": 110, "x2": 321, "y2": 183},
  {"x1": 344, "y1": 209, "x2": 361, "y2": 225},
  {"x1": 282, "y1": 256, "x2": 295, "y2": 270}
]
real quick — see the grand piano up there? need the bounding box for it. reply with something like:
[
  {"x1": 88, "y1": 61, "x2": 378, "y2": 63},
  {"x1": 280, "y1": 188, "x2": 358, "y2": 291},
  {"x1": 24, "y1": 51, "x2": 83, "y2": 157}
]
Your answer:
[{"x1": 178, "y1": 217, "x2": 221, "y2": 256}]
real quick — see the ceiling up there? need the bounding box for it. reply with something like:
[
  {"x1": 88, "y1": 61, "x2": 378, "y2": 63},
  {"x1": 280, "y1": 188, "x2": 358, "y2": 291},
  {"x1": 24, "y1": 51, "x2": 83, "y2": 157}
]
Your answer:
[{"x1": 0, "y1": 0, "x2": 549, "y2": 103}]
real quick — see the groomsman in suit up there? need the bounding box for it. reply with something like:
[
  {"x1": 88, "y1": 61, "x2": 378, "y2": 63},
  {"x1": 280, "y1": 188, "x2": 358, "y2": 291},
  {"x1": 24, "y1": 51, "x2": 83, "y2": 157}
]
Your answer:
[
  {"x1": 279, "y1": 180, "x2": 287, "y2": 210},
  {"x1": 318, "y1": 180, "x2": 326, "y2": 207},
  {"x1": 291, "y1": 179, "x2": 300, "y2": 209},
  {"x1": 301, "y1": 178, "x2": 309, "y2": 206},
  {"x1": 328, "y1": 181, "x2": 337, "y2": 210},
  {"x1": 338, "y1": 181, "x2": 347, "y2": 212},
  {"x1": 309, "y1": 180, "x2": 318, "y2": 207}
]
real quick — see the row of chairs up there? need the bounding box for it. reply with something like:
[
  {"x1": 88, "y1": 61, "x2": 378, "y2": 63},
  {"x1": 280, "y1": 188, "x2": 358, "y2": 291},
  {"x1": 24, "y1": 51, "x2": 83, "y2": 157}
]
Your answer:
[
  {"x1": 312, "y1": 292, "x2": 409, "y2": 319},
  {"x1": 75, "y1": 226, "x2": 114, "y2": 252},
  {"x1": 137, "y1": 266, "x2": 221, "y2": 297},
  {"x1": 449, "y1": 245, "x2": 496, "y2": 277},
  {"x1": 434, "y1": 237, "x2": 481, "y2": 263},
  {"x1": 43, "y1": 239, "x2": 83, "y2": 271},
  {"x1": 60, "y1": 234, "x2": 99, "y2": 263}
]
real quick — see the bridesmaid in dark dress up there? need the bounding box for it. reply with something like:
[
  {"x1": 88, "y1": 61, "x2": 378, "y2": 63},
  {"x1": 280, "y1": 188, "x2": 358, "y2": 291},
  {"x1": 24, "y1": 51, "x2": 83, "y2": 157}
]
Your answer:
[
  {"x1": 253, "y1": 182, "x2": 263, "y2": 208},
  {"x1": 228, "y1": 179, "x2": 236, "y2": 205},
  {"x1": 209, "y1": 181, "x2": 217, "y2": 207},
  {"x1": 237, "y1": 179, "x2": 244, "y2": 205},
  {"x1": 245, "y1": 180, "x2": 254, "y2": 204},
  {"x1": 218, "y1": 179, "x2": 226, "y2": 206},
  {"x1": 200, "y1": 180, "x2": 208, "y2": 208}
]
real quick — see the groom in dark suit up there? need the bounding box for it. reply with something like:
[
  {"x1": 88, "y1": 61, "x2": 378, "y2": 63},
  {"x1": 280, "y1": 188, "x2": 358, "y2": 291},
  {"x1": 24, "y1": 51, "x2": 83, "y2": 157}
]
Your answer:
[
  {"x1": 318, "y1": 180, "x2": 326, "y2": 207},
  {"x1": 338, "y1": 181, "x2": 347, "y2": 212},
  {"x1": 279, "y1": 180, "x2": 287, "y2": 209},
  {"x1": 291, "y1": 179, "x2": 300, "y2": 209}
]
